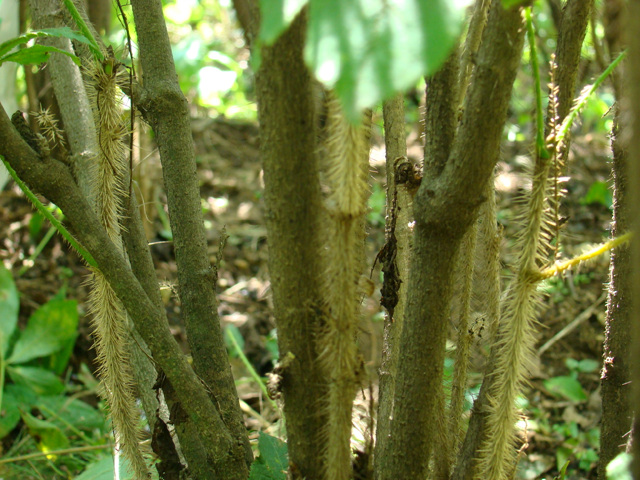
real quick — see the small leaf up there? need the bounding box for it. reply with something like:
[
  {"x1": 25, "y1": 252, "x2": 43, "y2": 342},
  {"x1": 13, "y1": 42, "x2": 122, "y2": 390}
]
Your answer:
[
  {"x1": 580, "y1": 181, "x2": 612, "y2": 209},
  {"x1": 0, "y1": 265, "x2": 19, "y2": 356},
  {"x1": 258, "y1": 0, "x2": 309, "y2": 44},
  {"x1": 0, "y1": 389, "x2": 22, "y2": 438},
  {"x1": 0, "y1": 44, "x2": 81, "y2": 67},
  {"x1": 0, "y1": 27, "x2": 94, "y2": 59},
  {"x1": 8, "y1": 299, "x2": 78, "y2": 365},
  {"x1": 249, "y1": 432, "x2": 288, "y2": 479},
  {"x1": 225, "y1": 324, "x2": 245, "y2": 357},
  {"x1": 556, "y1": 447, "x2": 572, "y2": 475},
  {"x1": 575, "y1": 358, "x2": 600, "y2": 373},
  {"x1": 37, "y1": 396, "x2": 106, "y2": 432},
  {"x1": 544, "y1": 375, "x2": 587, "y2": 403},
  {"x1": 7, "y1": 365, "x2": 65, "y2": 395},
  {"x1": 21, "y1": 410, "x2": 70, "y2": 452}
]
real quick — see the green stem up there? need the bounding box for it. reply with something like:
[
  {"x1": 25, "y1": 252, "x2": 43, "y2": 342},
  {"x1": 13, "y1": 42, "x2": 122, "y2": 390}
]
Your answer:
[
  {"x1": 0, "y1": 444, "x2": 111, "y2": 464},
  {"x1": 557, "y1": 49, "x2": 626, "y2": 144},
  {"x1": 525, "y1": 7, "x2": 547, "y2": 159},
  {"x1": 1, "y1": 156, "x2": 98, "y2": 269},
  {"x1": 225, "y1": 327, "x2": 280, "y2": 413},
  {"x1": 18, "y1": 224, "x2": 57, "y2": 276},
  {"x1": 61, "y1": 0, "x2": 103, "y2": 61}
]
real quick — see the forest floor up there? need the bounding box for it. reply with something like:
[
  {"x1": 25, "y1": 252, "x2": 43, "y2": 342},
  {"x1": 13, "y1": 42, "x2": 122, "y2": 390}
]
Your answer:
[{"x1": 0, "y1": 106, "x2": 615, "y2": 479}]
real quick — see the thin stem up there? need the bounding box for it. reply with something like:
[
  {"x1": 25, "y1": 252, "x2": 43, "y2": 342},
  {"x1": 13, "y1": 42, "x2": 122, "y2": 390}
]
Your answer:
[
  {"x1": 1, "y1": 156, "x2": 97, "y2": 268},
  {"x1": 0, "y1": 444, "x2": 112, "y2": 465}
]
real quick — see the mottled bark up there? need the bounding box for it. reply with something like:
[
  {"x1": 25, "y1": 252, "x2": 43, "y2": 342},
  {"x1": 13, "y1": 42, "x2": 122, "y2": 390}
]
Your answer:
[
  {"x1": 375, "y1": 2, "x2": 526, "y2": 478},
  {"x1": 626, "y1": 2, "x2": 640, "y2": 478},
  {"x1": 254, "y1": 11, "x2": 329, "y2": 479},
  {"x1": 598, "y1": 108, "x2": 632, "y2": 479},
  {"x1": 0, "y1": 107, "x2": 246, "y2": 479},
  {"x1": 374, "y1": 93, "x2": 410, "y2": 473},
  {"x1": 130, "y1": 0, "x2": 252, "y2": 470}
]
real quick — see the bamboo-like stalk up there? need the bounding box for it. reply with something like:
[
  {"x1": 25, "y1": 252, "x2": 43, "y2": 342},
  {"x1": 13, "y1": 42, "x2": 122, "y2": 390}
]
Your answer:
[{"x1": 319, "y1": 92, "x2": 370, "y2": 480}]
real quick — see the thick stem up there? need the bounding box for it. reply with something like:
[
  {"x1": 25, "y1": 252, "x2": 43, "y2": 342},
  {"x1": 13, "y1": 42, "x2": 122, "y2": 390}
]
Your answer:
[
  {"x1": 598, "y1": 108, "x2": 632, "y2": 479},
  {"x1": 375, "y1": 2, "x2": 525, "y2": 478},
  {"x1": 130, "y1": 0, "x2": 252, "y2": 468},
  {"x1": 255, "y1": 11, "x2": 329, "y2": 479},
  {"x1": 624, "y1": 2, "x2": 640, "y2": 477}
]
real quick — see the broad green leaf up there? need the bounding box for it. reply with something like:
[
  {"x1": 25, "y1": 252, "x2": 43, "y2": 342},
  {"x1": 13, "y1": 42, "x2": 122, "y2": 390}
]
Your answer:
[
  {"x1": 0, "y1": 388, "x2": 22, "y2": 438},
  {"x1": 259, "y1": 0, "x2": 308, "y2": 44},
  {"x1": 544, "y1": 375, "x2": 587, "y2": 403},
  {"x1": 0, "y1": 265, "x2": 19, "y2": 356},
  {"x1": 74, "y1": 455, "x2": 159, "y2": 480},
  {"x1": 21, "y1": 410, "x2": 70, "y2": 452},
  {"x1": 305, "y1": 0, "x2": 470, "y2": 122},
  {"x1": 0, "y1": 44, "x2": 80, "y2": 67},
  {"x1": 38, "y1": 396, "x2": 106, "y2": 432},
  {"x1": 0, "y1": 27, "x2": 95, "y2": 59},
  {"x1": 0, "y1": 384, "x2": 40, "y2": 438},
  {"x1": 7, "y1": 365, "x2": 65, "y2": 395},
  {"x1": 249, "y1": 432, "x2": 288, "y2": 479},
  {"x1": 8, "y1": 299, "x2": 78, "y2": 365}
]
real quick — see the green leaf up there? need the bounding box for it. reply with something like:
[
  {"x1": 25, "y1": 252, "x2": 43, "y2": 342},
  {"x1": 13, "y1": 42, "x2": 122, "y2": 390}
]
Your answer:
[
  {"x1": 305, "y1": 0, "x2": 470, "y2": 122},
  {"x1": 556, "y1": 447, "x2": 572, "y2": 474},
  {"x1": 258, "y1": 0, "x2": 309, "y2": 44},
  {"x1": 0, "y1": 265, "x2": 19, "y2": 356},
  {"x1": 607, "y1": 452, "x2": 632, "y2": 480},
  {"x1": 21, "y1": 410, "x2": 70, "y2": 452},
  {"x1": 0, "y1": 44, "x2": 81, "y2": 67},
  {"x1": 575, "y1": 358, "x2": 600, "y2": 373},
  {"x1": 225, "y1": 324, "x2": 245, "y2": 357},
  {"x1": 0, "y1": 388, "x2": 22, "y2": 438},
  {"x1": 544, "y1": 375, "x2": 587, "y2": 403},
  {"x1": 1, "y1": 384, "x2": 40, "y2": 438},
  {"x1": 37, "y1": 396, "x2": 106, "y2": 432},
  {"x1": 0, "y1": 27, "x2": 95, "y2": 60},
  {"x1": 74, "y1": 455, "x2": 159, "y2": 480},
  {"x1": 8, "y1": 299, "x2": 78, "y2": 365},
  {"x1": 7, "y1": 365, "x2": 65, "y2": 395},
  {"x1": 502, "y1": 0, "x2": 528, "y2": 8},
  {"x1": 580, "y1": 181, "x2": 613, "y2": 209},
  {"x1": 249, "y1": 432, "x2": 288, "y2": 479}
]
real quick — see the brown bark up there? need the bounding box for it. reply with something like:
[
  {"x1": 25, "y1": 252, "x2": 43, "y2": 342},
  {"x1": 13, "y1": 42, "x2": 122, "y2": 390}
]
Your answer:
[
  {"x1": 130, "y1": 0, "x2": 252, "y2": 469},
  {"x1": 598, "y1": 108, "x2": 632, "y2": 479},
  {"x1": 626, "y1": 2, "x2": 640, "y2": 478},
  {"x1": 374, "y1": 2, "x2": 526, "y2": 479},
  {"x1": 374, "y1": 93, "x2": 409, "y2": 473},
  {"x1": 254, "y1": 11, "x2": 329, "y2": 479},
  {"x1": 554, "y1": 0, "x2": 593, "y2": 123}
]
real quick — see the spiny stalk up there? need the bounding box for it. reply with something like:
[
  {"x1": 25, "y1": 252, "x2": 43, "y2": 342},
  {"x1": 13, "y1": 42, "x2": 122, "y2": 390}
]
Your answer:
[
  {"x1": 476, "y1": 9, "x2": 556, "y2": 477},
  {"x1": 85, "y1": 53, "x2": 150, "y2": 479},
  {"x1": 319, "y1": 91, "x2": 371, "y2": 480}
]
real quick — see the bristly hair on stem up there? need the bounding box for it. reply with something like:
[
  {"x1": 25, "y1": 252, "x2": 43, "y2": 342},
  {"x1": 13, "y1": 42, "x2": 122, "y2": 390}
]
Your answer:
[
  {"x1": 318, "y1": 90, "x2": 371, "y2": 480},
  {"x1": 476, "y1": 13, "x2": 626, "y2": 480},
  {"x1": 84, "y1": 51, "x2": 151, "y2": 479}
]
